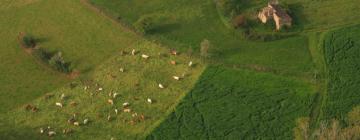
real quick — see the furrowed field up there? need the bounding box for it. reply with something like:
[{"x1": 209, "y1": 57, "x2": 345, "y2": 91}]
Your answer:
[
  {"x1": 147, "y1": 67, "x2": 316, "y2": 139},
  {"x1": 322, "y1": 26, "x2": 360, "y2": 122}
]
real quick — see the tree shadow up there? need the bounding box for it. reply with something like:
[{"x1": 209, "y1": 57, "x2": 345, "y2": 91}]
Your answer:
[
  {"x1": 148, "y1": 23, "x2": 181, "y2": 34},
  {"x1": 34, "y1": 37, "x2": 50, "y2": 44},
  {"x1": 288, "y1": 3, "x2": 309, "y2": 31}
]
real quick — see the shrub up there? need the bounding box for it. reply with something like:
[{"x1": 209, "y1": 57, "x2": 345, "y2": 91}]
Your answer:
[
  {"x1": 133, "y1": 14, "x2": 164, "y2": 34},
  {"x1": 33, "y1": 48, "x2": 72, "y2": 73},
  {"x1": 215, "y1": 0, "x2": 236, "y2": 17},
  {"x1": 232, "y1": 14, "x2": 247, "y2": 29},
  {"x1": 200, "y1": 39, "x2": 211, "y2": 59},
  {"x1": 48, "y1": 52, "x2": 72, "y2": 73},
  {"x1": 22, "y1": 34, "x2": 36, "y2": 48},
  {"x1": 32, "y1": 48, "x2": 53, "y2": 61}
]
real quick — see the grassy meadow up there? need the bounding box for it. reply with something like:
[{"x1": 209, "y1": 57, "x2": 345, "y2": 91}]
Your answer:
[
  {"x1": 2, "y1": 40, "x2": 205, "y2": 140},
  {"x1": 0, "y1": 0, "x2": 202, "y2": 139},
  {"x1": 89, "y1": 0, "x2": 316, "y2": 79}
]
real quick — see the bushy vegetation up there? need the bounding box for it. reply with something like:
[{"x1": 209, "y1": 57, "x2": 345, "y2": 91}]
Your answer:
[
  {"x1": 133, "y1": 14, "x2": 166, "y2": 34},
  {"x1": 147, "y1": 67, "x2": 315, "y2": 139},
  {"x1": 33, "y1": 48, "x2": 72, "y2": 73},
  {"x1": 48, "y1": 52, "x2": 72, "y2": 73},
  {"x1": 323, "y1": 26, "x2": 360, "y2": 122},
  {"x1": 200, "y1": 39, "x2": 211, "y2": 59},
  {"x1": 21, "y1": 34, "x2": 36, "y2": 48},
  {"x1": 294, "y1": 106, "x2": 360, "y2": 140}
]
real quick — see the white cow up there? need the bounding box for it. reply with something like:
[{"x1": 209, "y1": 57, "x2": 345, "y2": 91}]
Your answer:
[
  {"x1": 122, "y1": 102, "x2": 130, "y2": 107},
  {"x1": 173, "y1": 76, "x2": 180, "y2": 81},
  {"x1": 113, "y1": 93, "x2": 119, "y2": 98},
  {"x1": 55, "y1": 102, "x2": 63, "y2": 108},
  {"x1": 131, "y1": 49, "x2": 136, "y2": 55},
  {"x1": 142, "y1": 54, "x2": 149, "y2": 59},
  {"x1": 147, "y1": 98, "x2": 152, "y2": 104},
  {"x1": 158, "y1": 84, "x2": 165, "y2": 89},
  {"x1": 48, "y1": 131, "x2": 56, "y2": 137},
  {"x1": 83, "y1": 119, "x2": 89, "y2": 125}
]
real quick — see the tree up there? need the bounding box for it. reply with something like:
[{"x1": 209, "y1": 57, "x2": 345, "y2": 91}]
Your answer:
[
  {"x1": 200, "y1": 39, "x2": 211, "y2": 59},
  {"x1": 22, "y1": 34, "x2": 36, "y2": 48},
  {"x1": 49, "y1": 52, "x2": 71, "y2": 73},
  {"x1": 133, "y1": 14, "x2": 165, "y2": 34},
  {"x1": 232, "y1": 14, "x2": 247, "y2": 29}
]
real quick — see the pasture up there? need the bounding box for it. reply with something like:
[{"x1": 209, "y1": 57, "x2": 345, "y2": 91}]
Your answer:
[
  {"x1": 1, "y1": 40, "x2": 205, "y2": 140},
  {"x1": 89, "y1": 0, "x2": 316, "y2": 79}
]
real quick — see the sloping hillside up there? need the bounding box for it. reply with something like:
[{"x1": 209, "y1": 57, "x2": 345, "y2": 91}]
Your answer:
[{"x1": 3, "y1": 40, "x2": 205, "y2": 140}]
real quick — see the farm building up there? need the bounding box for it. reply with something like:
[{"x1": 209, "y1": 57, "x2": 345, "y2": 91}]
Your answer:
[{"x1": 258, "y1": 0, "x2": 292, "y2": 30}]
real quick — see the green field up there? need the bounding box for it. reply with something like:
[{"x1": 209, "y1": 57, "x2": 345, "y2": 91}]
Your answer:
[
  {"x1": 147, "y1": 66, "x2": 315, "y2": 139},
  {"x1": 2, "y1": 40, "x2": 205, "y2": 139},
  {"x1": 89, "y1": 0, "x2": 316, "y2": 79},
  {"x1": 1, "y1": 0, "x2": 360, "y2": 139},
  {"x1": 322, "y1": 25, "x2": 360, "y2": 122}
]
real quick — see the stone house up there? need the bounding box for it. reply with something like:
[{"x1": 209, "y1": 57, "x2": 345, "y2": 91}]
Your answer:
[{"x1": 258, "y1": 1, "x2": 292, "y2": 30}]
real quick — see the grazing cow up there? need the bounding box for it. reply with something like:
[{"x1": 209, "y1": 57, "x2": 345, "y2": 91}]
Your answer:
[
  {"x1": 188, "y1": 61, "x2": 193, "y2": 67},
  {"x1": 98, "y1": 87, "x2": 103, "y2": 91},
  {"x1": 62, "y1": 128, "x2": 72, "y2": 134},
  {"x1": 25, "y1": 104, "x2": 38, "y2": 112},
  {"x1": 40, "y1": 128, "x2": 44, "y2": 134},
  {"x1": 60, "y1": 94, "x2": 66, "y2": 100},
  {"x1": 107, "y1": 115, "x2": 112, "y2": 121},
  {"x1": 142, "y1": 54, "x2": 149, "y2": 59},
  {"x1": 83, "y1": 119, "x2": 89, "y2": 125},
  {"x1": 170, "y1": 60, "x2": 176, "y2": 65},
  {"x1": 158, "y1": 84, "x2": 164, "y2": 89},
  {"x1": 120, "y1": 68, "x2": 124, "y2": 73},
  {"x1": 147, "y1": 98, "x2": 152, "y2": 104},
  {"x1": 132, "y1": 113, "x2": 138, "y2": 117},
  {"x1": 131, "y1": 49, "x2": 136, "y2": 55},
  {"x1": 123, "y1": 108, "x2": 131, "y2": 113},
  {"x1": 108, "y1": 99, "x2": 114, "y2": 105},
  {"x1": 55, "y1": 102, "x2": 63, "y2": 108},
  {"x1": 140, "y1": 114, "x2": 145, "y2": 121},
  {"x1": 122, "y1": 102, "x2": 130, "y2": 107},
  {"x1": 84, "y1": 86, "x2": 89, "y2": 90},
  {"x1": 48, "y1": 131, "x2": 56, "y2": 137},
  {"x1": 70, "y1": 101, "x2": 77, "y2": 107},
  {"x1": 170, "y1": 50, "x2": 178, "y2": 55},
  {"x1": 173, "y1": 76, "x2": 180, "y2": 81},
  {"x1": 73, "y1": 122, "x2": 80, "y2": 126},
  {"x1": 113, "y1": 93, "x2": 119, "y2": 98}
]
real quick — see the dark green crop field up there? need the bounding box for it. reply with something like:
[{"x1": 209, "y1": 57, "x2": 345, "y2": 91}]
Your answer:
[
  {"x1": 323, "y1": 26, "x2": 360, "y2": 122},
  {"x1": 147, "y1": 66, "x2": 316, "y2": 139}
]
